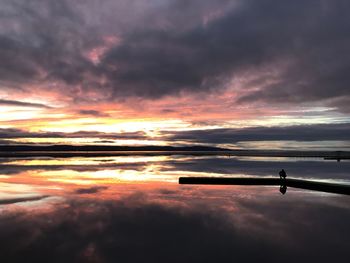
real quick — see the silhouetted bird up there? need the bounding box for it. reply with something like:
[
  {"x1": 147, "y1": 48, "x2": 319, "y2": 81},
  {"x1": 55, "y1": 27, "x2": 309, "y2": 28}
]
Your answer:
[{"x1": 279, "y1": 169, "x2": 287, "y2": 180}]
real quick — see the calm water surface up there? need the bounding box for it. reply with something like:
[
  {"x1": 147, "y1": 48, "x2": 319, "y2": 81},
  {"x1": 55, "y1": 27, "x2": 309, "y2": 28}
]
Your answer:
[{"x1": 0, "y1": 155, "x2": 349, "y2": 262}]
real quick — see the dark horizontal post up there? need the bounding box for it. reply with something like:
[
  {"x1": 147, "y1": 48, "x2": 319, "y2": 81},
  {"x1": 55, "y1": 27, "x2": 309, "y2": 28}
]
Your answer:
[
  {"x1": 179, "y1": 177, "x2": 281, "y2": 185},
  {"x1": 179, "y1": 177, "x2": 350, "y2": 196}
]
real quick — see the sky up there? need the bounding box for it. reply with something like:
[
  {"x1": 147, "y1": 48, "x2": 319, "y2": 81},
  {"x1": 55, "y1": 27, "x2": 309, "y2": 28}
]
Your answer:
[{"x1": 1, "y1": 0, "x2": 350, "y2": 148}]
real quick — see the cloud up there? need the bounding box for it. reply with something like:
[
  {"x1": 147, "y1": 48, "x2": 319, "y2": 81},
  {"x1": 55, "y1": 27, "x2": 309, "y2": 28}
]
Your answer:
[
  {"x1": 0, "y1": 195, "x2": 49, "y2": 205},
  {"x1": 0, "y1": 99, "x2": 51, "y2": 108},
  {"x1": 77, "y1": 110, "x2": 110, "y2": 117},
  {"x1": 74, "y1": 186, "x2": 108, "y2": 194},
  {"x1": 1, "y1": 122, "x2": 349, "y2": 147},
  {"x1": 0, "y1": 0, "x2": 350, "y2": 112},
  {"x1": 163, "y1": 123, "x2": 350, "y2": 144},
  {"x1": 0, "y1": 128, "x2": 148, "y2": 140}
]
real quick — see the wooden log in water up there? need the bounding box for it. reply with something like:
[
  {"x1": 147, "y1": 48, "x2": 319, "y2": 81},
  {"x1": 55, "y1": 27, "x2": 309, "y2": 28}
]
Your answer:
[{"x1": 179, "y1": 177, "x2": 350, "y2": 196}]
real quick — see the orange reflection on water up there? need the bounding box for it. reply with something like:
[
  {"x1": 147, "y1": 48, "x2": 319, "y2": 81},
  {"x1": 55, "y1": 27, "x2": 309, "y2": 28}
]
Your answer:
[
  {"x1": 3, "y1": 154, "x2": 346, "y2": 213},
  {"x1": 0, "y1": 155, "x2": 184, "y2": 204},
  {"x1": 0, "y1": 154, "x2": 258, "y2": 209}
]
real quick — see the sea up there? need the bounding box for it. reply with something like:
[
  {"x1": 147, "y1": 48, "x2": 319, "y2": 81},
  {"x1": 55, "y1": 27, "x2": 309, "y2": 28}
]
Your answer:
[{"x1": 0, "y1": 151, "x2": 349, "y2": 262}]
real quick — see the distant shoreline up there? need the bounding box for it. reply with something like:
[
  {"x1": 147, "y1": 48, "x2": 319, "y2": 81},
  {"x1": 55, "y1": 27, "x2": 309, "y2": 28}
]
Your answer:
[{"x1": 0, "y1": 145, "x2": 349, "y2": 159}]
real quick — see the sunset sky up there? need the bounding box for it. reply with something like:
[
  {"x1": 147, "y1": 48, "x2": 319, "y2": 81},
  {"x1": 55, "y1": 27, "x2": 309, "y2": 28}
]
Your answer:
[{"x1": 1, "y1": 0, "x2": 350, "y2": 148}]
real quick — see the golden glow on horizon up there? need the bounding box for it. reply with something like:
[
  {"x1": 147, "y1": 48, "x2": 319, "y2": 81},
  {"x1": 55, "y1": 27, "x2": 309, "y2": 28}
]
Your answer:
[
  {"x1": 38, "y1": 119, "x2": 191, "y2": 133},
  {"x1": 12, "y1": 138, "x2": 170, "y2": 146},
  {"x1": 1, "y1": 108, "x2": 341, "y2": 133},
  {"x1": 1, "y1": 93, "x2": 349, "y2": 147},
  {"x1": 0, "y1": 107, "x2": 45, "y2": 121}
]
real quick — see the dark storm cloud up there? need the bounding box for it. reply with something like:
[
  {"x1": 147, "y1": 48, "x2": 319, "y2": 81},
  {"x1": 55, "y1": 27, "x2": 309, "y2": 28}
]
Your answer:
[
  {"x1": 0, "y1": 192, "x2": 349, "y2": 262},
  {"x1": 106, "y1": 0, "x2": 350, "y2": 104},
  {"x1": 164, "y1": 123, "x2": 350, "y2": 144},
  {"x1": 1, "y1": 0, "x2": 350, "y2": 111},
  {"x1": 0, "y1": 99, "x2": 51, "y2": 108},
  {"x1": 0, "y1": 0, "x2": 93, "y2": 89}
]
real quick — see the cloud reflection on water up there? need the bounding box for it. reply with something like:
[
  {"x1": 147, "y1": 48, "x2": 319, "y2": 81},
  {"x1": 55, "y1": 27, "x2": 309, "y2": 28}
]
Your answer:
[
  {"x1": 0, "y1": 155, "x2": 349, "y2": 262},
  {"x1": 0, "y1": 188, "x2": 349, "y2": 263}
]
